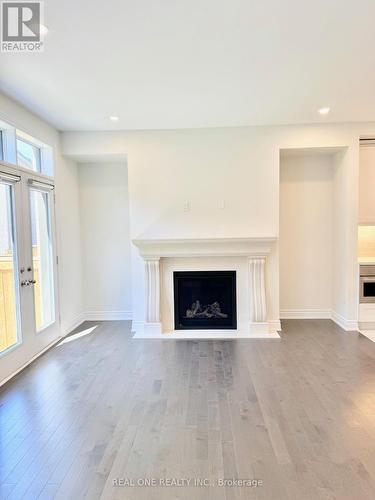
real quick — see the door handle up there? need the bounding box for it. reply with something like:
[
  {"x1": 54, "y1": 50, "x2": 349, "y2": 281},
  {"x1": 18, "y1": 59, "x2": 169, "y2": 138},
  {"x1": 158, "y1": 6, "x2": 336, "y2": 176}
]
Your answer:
[{"x1": 20, "y1": 280, "x2": 36, "y2": 286}]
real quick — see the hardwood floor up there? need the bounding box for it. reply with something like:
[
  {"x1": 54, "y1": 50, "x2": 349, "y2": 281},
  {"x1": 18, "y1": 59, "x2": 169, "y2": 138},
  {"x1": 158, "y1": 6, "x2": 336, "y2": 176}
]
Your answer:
[{"x1": 0, "y1": 320, "x2": 375, "y2": 500}]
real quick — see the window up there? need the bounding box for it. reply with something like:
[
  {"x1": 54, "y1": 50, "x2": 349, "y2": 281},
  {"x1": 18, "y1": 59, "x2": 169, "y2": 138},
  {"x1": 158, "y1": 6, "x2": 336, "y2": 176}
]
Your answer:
[
  {"x1": 0, "y1": 121, "x2": 53, "y2": 176},
  {"x1": 16, "y1": 135, "x2": 42, "y2": 172}
]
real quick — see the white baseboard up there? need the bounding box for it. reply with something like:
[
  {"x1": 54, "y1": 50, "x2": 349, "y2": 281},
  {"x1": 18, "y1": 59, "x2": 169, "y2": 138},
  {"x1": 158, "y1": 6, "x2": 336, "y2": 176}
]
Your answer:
[
  {"x1": 280, "y1": 309, "x2": 331, "y2": 319},
  {"x1": 331, "y1": 311, "x2": 358, "y2": 331},
  {"x1": 359, "y1": 330, "x2": 375, "y2": 343},
  {"x1": 268, "y1": 320, "x2": 282, "y2": 333},
  {"x1": 281, "y1": 309, "x2": 358, "y2": 331},
  {"x1": 131, "y1": 320, "x2": 144, "y2": 334},
  {"x1": 84, "y1": 310, "x2": 132, "y2": 321},
  {"x1": 249, "y1": 321, "x2": 269, "y2": 335}
]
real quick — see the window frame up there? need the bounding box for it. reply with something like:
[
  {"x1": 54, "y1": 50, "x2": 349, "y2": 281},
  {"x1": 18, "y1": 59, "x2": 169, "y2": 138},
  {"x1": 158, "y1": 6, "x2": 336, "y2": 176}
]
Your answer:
[
  {"x1": 0, "y1": 119, "x2": 54, "y2": 177},
  {"x1": 0, "y1": 130, "x2": 3, "y2": 161}
]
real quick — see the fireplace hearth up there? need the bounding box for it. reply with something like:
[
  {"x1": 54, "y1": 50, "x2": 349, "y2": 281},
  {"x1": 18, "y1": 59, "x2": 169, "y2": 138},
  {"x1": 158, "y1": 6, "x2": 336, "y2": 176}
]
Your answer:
[{"x1": 174, "y1": 271, "x2": 237, "y2": 330}]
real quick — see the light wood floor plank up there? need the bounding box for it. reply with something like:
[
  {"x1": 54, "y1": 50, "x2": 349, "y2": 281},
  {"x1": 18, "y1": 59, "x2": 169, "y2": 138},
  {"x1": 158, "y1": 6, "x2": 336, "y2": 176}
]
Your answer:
[{"x1": 0, "y1": 319, "x2": 374, "y2": 499}]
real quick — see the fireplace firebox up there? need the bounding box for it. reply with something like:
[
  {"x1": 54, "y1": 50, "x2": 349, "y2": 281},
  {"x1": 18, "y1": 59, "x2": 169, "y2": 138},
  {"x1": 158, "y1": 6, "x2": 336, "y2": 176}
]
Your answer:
[{"x1": 173, "y1": 271, "x2": 237, "y2": 330}]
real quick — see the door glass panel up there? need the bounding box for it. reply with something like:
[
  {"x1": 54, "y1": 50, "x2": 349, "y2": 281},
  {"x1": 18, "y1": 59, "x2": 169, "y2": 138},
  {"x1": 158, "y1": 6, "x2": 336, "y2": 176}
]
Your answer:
[
  {"x1": 0, "y1": 182, "x2": 20, "y2": 353},
  {"x1": 30, "y1": 189, "x2": 55, "y2": 331}
]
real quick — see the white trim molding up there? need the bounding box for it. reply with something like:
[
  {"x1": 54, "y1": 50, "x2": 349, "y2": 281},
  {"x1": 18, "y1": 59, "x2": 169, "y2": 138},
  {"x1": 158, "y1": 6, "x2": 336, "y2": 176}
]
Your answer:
[
  {"x1": 280, "y1": 309, "x2": 331, "y2": 319},
  {"x1": 268, "y1": 319, "x2": 282, "y2": 333},
  {"x1": 280, "y1": 309, "x2": 358, "y2": 332},
  {"x1": 331, "y1": 311, "x2": 358, "y2": 332},
  {"x1": 144, "y1": 257, "x2": 162, "y2": 335},
  {"x1": 84, "y1": 310, "x2": 132, "y2": 321},
  {"x1": 248, "y1": 256, "x2": 268, "y2": 334},
  {"x1": 359, "y1": 330, "x2": 375, "y2": 343},
  {"x1": 132, "y1": 237, "x2": 277, "y2": 258}
]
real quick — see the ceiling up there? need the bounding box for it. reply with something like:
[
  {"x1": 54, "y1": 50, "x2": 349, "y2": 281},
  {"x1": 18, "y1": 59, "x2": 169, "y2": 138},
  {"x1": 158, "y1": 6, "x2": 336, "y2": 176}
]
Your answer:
[{"x1": 1, "y1": 0, "x2": 375, "y2": 131}]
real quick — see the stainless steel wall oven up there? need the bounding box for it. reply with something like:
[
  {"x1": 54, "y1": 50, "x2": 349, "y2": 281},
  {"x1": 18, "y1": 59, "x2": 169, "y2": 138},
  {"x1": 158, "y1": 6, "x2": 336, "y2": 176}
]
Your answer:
[{"x1": 360, "y1": 265, "x2": 375, "y2": 303}]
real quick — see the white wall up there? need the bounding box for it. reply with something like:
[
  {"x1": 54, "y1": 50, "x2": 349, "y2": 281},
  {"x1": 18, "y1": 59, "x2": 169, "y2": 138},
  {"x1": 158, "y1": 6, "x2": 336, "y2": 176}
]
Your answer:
[
  {"x1": 62, "y1": 122, "x2": 369, "y2": 330},
  {"x1": 55, "y1": 155, "x2": 83, "y2": 333},
  {"x1": 0, "y1": 92, "x2": 83, "y2": 384},
  {"x1": 358, "y1": 226, "x2": 375, "y2": 257},
  {"x1": 359, "y1": 146, "x2": 375, "y2": 224},
  {"x1": 280, "y1": 153, "x2": 334, "y2": 315},
  {"x1": 78, "y1": 162, "x2": 131, "y2": 318},
  {"x1": 332, "y1": 148, "x2": 359, "y2": 326},
  {"x1": 358, "y1": 146, "x2": 375, "y2": 257}
]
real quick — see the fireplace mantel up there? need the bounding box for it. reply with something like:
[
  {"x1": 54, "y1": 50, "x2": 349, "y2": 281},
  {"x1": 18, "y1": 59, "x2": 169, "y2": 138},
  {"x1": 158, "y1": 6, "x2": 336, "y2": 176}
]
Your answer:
[
  {"x1": 132, "y1": 237, "x2": 277, "y2": 258},
  {"x1": 132, "y1": 236, "x2": 280, "y2": 339}
]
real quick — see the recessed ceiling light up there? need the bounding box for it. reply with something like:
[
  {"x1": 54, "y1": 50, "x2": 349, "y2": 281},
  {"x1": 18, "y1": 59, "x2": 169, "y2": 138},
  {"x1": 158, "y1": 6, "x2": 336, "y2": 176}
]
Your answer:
[
  {"x1": 319, "y1": 107, "x2": 330, "y2": 115},
  {"x1": 109, "y1": 116, "x2": 119, "y2": 122},
  {"x1": 40, "y1": 24, "x2": 48, "y2": 36}
]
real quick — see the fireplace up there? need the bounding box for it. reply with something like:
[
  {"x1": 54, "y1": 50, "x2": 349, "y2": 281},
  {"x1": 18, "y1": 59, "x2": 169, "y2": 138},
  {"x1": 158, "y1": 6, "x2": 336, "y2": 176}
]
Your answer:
[{"x1": 173, "y1": 271, "x2": 237, "y2": 330}]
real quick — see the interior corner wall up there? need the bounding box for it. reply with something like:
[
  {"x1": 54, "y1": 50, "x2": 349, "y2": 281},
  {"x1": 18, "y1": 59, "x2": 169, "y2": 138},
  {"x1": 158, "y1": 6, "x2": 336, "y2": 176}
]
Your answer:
[
  {"x1": 332, "y1": 148, "x2": 359, "y2": 325},
  {"x1": 55, "y1": 153, "x2": 83, "y2": 334},
  {"x1": 78, "y1": 162, "x2": 132, "y2": 319},
  {"x1": 280, "y1": 153, "x2": 334, "y2": 315}
]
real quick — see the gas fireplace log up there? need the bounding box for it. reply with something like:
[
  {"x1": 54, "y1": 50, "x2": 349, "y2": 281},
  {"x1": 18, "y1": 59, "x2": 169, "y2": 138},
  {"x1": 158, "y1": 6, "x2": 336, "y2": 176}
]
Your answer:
[{"x1": 185, "y1": 301, "x2": 228, "y2": 319}]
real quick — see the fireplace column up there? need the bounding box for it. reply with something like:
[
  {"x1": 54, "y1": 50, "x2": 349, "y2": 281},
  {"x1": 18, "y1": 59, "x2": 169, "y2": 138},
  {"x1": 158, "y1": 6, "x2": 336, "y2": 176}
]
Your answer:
[
  {"x1": 144, "y1": 257, "x2": 162, "y2": 335},
  {"x1": 248, "y1": 256, "x2": 268, "y2": 334}
]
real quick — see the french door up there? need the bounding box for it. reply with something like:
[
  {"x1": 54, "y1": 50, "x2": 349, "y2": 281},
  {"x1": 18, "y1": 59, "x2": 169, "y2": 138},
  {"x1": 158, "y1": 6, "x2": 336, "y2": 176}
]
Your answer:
[{"x1": 0, "y1": 162, "x2": 59, "y2": 364}]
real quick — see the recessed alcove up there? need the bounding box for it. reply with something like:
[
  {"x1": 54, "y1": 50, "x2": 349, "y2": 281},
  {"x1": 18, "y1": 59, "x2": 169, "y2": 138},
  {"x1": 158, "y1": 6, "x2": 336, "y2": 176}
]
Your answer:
[{"x1": 279, "y1": 147, "x2": 358, "y2": 329}]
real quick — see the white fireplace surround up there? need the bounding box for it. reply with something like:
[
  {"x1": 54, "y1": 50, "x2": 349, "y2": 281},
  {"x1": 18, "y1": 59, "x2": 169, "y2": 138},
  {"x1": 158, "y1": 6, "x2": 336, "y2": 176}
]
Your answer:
[{"x1": 132, "y1": 237, "x2": 281, "y2": 339}]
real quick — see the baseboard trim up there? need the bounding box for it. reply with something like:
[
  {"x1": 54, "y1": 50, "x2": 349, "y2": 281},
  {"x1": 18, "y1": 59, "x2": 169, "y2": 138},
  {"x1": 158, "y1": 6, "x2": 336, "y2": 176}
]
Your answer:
[
  {"x1": 84, "y1": 310, "x2": 132, "y2": 321},
  {"x1": 281, "y1": 309, "x2": 358, "y2": 332},
  {"x1": 268, "y1": 320, "x2": 282, "y2": 333},
  {"x1": 131, "y1": 320, "x2": 144, "y2": 334},
  {"x1": 280, "y1": 309, "x2": 331, "y2": 319},
  {"x1": 331, "y1": 311, "x2": 358, "y2": 332}
]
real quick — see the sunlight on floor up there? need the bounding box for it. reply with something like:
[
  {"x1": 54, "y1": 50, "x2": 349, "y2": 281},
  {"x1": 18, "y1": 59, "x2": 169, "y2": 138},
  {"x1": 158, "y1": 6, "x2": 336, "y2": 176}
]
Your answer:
[{"x1": 58, "y1": 325, "x2": 98, "y2": 345}]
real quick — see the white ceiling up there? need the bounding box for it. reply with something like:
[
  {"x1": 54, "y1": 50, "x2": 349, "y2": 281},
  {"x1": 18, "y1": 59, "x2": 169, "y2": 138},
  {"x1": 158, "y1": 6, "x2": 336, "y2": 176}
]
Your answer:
[{"x1": 1, "y1": 0, "x2": 375, "y2": 131}]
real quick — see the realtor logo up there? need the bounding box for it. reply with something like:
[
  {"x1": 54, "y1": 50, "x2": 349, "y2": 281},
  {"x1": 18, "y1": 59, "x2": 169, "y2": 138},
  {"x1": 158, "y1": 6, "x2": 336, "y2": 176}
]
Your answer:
[{"x1": 1, "y1": 1, "x2": 44, "y2": 52}]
